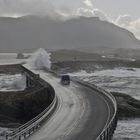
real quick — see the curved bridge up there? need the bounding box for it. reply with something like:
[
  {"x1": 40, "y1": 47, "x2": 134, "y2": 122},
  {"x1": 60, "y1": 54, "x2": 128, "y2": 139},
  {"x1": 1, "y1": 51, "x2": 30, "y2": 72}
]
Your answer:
[{"x1": 6, "y1": 65, "x2": 118, "y2": 140}]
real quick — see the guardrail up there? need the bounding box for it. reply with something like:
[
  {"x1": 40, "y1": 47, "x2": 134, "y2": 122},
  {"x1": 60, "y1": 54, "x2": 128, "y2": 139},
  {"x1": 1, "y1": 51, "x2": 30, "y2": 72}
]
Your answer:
[
  {"x1": 91, "y1": 82, "x2": 118, "y2": 140},
  {"x1": 72, "y1": 78, "x2": 118, "y2": 140},
  {"x1": 5, "y1": 66, "x2": 117, "y2": 140},
  {"x1": 5, "y1": 66, "x2": 57, "y2": 140},
  {"x1": 48, "y1": 70, "x2": 118, "y2": 140},
  {"x1": 44, "y1": 69, "x2": 118, "y2": 140}
]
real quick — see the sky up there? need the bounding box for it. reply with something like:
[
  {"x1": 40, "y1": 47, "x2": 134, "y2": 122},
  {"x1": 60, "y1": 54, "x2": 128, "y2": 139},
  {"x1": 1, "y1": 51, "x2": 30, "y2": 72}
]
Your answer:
[
  {"x1": 93, "y1": 0, "x2": 140, "y2": 19},
  {"x1": 0, "y1": 0, "x2": 139, "y2": 39}
]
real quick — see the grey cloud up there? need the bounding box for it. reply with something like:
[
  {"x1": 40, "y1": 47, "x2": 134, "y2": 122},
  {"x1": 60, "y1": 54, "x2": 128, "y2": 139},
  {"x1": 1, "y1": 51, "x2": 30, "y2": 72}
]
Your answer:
[
  {"x1": 93, "y1": 9, "x2": 109, "y2": 21},
  {"x1": 0, "y1": 0, "x2": 94, "y2": 17},
  {"x1": 115, "y1": 15, "x2": 133, "y2": 26},
  {"x1": 76, "y1": 8, "x2": 109, "y2": 21},
  {"x1": 76, "y1": 8, "x2": 94, "y2": 17},
  {"x1": 0, "y1": 0, "x2": 140, "y2": 40},
  {"x1": 83, "y1": 0, "x2": 94, "y2": 8},
  {"x1": 115, "y1": 15, "x2": 140, "y2": 39},
  {"x1": 0, "y1": 0, "x2": 57, "y2": 17}
]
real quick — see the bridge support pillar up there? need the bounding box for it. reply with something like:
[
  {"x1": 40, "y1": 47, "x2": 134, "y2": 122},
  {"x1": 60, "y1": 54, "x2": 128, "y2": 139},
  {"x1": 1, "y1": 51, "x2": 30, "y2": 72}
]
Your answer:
[
  {"x1": 24, "y1": 133, "x2": 26, "y2": 139},
  {"x1": 26, "y1": 75, "x2": 30, "y2": 88},
  {"x1": 29, "y1": 129, "x2": 31, "y2": 135},
  {"x1": 18, "y1": 136, "x2": 21, "y2": 140}
]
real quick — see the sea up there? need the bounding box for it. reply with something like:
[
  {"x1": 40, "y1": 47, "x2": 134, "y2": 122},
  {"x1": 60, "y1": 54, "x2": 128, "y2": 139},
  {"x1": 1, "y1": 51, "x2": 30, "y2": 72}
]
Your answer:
[
  {"x1": 69, "y1": 68, "x2": 140, "y2": 140},
  {"x1": 0, "y1": 52, "x2": 140, "y2": 139}
]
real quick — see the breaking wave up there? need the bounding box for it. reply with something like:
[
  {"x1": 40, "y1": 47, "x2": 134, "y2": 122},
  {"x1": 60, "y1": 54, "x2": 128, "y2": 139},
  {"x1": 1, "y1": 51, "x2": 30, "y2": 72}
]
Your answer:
[
  {"x1": 25, "y1": 48, "x2": 51, "y2": 70},
  {"x1": 0, "y1": 74, "x2": 26, "y2": 91}
]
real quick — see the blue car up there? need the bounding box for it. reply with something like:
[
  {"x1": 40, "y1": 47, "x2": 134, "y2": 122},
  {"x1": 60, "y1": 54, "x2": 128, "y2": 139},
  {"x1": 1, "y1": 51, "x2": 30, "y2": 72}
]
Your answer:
[{"x1": 61, "y1": 75, "x2": 70, "y2": 85}]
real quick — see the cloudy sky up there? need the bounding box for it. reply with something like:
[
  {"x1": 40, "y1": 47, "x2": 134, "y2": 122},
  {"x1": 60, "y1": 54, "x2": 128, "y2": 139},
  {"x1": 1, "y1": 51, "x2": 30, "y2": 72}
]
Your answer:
[{"x1": 0, "y1": 0, "x2": 140, "y2": 39}]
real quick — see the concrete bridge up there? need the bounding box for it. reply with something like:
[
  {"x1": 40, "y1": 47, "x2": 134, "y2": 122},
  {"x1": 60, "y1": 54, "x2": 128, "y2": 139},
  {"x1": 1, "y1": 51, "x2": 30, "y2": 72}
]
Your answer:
[{"x1": 4, "y1": 64, "x2": 118, "y2": 140}]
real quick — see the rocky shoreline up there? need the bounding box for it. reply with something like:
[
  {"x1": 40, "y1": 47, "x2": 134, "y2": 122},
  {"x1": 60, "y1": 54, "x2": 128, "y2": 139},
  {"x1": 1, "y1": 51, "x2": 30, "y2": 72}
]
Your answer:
[
  {"x1": 52, "y1": 61, "x2": 140, "y2": 120},
  {"x1": 111, "y1": 92, "x2": 140, "y2": 119}
]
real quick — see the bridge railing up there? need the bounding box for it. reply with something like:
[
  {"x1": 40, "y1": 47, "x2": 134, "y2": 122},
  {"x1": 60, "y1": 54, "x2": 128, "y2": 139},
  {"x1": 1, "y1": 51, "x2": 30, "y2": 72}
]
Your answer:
[
  {"x1": 93, "y1": 83, "x2": 118, "y2": 140},
  {"x1": 6, "y1": 95, "x2": 57, "y2": 140},
  {"x1": 5, "y1": 66, "x2": 57, "y2": 140},
  {"x1": 46, "y1": 69, "x2": 118, "y2": 140},
  {"x1": 6, "y1": 66, "x2": 117, "y2": 140},
  {"x1": 72, "y1": 78, "x2": 118, "y2": 140}
]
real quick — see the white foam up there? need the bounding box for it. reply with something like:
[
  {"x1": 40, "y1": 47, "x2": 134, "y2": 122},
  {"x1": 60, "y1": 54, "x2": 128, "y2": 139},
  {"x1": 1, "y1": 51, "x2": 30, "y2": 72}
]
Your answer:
[
  {"x1": 68, "y1": 70, "x2": 93, "y2": 77},
  {"x1": 113, "y1": 119, "x2": 140, "y2": 139},
  {"x1": 25, "y1": 48, "x2": 51, "y2": 70},
  {"x1": 69, "y1": 68, "x2": 140, "y2": 139},
  {"x1": 92, "y1": 68, "x2": 140, "y2": 78},
  {"x1": 0, "y1": 74, "x2": 26, "y2": 91},
  {"x1": 69, "y1": 67, "x2": 140, "y2": 78}
]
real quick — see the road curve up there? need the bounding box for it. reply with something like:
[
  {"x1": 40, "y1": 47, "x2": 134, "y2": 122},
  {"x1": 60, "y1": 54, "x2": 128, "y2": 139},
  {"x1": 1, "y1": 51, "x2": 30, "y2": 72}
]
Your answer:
[{"x1": 27, "y1": 70, "x2": 114, "y2": 140}]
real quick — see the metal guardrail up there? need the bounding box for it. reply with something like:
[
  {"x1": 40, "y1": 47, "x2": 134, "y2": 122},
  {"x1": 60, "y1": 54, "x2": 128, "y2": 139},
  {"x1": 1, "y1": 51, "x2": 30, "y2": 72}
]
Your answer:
[
  {"x1": 48, "y1": 70, "x2": 118, "y2": 140},
  {"x1": 89, "y1": 83, "x2": 118, "y2": 140},
  {"x1": 44, "y1": 69, "x2": 118, "y2": 140},
  {"x1": 6, "y1": 96, "x2": 57, "y2": 140},
  {"x1": 5, "y1": 66, "x2": 117, "y2": 140},
  {"x1": 5, "y1": 66, "x2": 57, "y2": 140},
  {"x1": 72, "y1": 78, "x2": 118, "y2": 140}
]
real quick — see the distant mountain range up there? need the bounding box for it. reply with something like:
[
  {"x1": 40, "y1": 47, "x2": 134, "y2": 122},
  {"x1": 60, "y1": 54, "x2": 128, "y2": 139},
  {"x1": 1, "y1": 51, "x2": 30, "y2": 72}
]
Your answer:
[{"x1": 0, "y1": 16, "x2": 139, "y2": 52}]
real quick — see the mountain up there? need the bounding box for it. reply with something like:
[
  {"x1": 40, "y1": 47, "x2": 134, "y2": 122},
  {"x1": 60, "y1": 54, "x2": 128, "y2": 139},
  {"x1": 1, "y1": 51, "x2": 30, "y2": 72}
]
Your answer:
[{"x1": 0, "y1": 16, "x2": 139, "y2": 52}]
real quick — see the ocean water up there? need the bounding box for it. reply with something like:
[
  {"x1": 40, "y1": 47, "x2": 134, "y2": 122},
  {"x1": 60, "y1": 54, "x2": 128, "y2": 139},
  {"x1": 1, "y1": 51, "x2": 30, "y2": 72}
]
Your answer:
[
  {"x1": 0, "y1": 49, "x2": 52, "y2": 136},
  {"x1": 0, "y1": 74, "x2": 26, "y2": 91},
  {"x1": 69, "y1": 68, "x2": 140, "y2": 100},
  {"x1": 69, "y1": 68, "x2": 140, "y2": 139},
  {"x1": 113, "y1": 119, "x2": 140, "y2": 140},
  {"x1": 0, "y1": 53, "x2": 26, "y2": 136},
  {"x1": 0, "y1": 53, "x2": 25, "y2": 65},
  {"x1": 0, "y1": 52, "x2": 140, "y2": 139},
  {"x1": 0, "y1": 53, "x2": 26, "y2": 91}
]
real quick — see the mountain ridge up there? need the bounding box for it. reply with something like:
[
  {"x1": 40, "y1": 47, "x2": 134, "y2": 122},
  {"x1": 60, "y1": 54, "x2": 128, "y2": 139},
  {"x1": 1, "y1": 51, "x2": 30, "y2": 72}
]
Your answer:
[{"x1": 0, "y1": 16, "x2": 139, "y2": 52}]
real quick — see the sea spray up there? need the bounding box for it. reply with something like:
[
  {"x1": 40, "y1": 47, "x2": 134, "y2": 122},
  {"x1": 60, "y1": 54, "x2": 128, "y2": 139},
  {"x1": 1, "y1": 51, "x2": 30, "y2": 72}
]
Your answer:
[
  {"x1": 26, "y1": 48, "x2": 51, "y2": 70},
  {"x1": 0, "y1": 74, "x2": 26, "y2": 91}
]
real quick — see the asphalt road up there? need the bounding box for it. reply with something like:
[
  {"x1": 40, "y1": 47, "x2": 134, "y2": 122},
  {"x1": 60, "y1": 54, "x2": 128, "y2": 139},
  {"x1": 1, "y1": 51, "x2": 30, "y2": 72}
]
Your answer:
[{"x1": 27, "y1": 70, "x2": 114, "y2": 140}]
